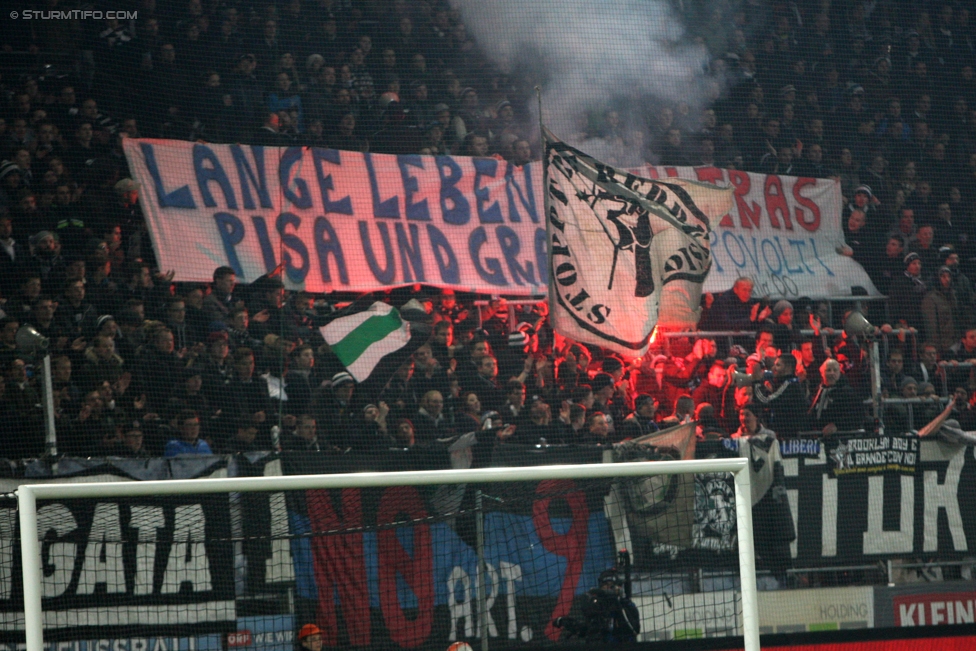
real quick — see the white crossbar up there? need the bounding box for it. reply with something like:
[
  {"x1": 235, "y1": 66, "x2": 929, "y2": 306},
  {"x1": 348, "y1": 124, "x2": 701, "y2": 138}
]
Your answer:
[{"x1": 17, "y1": 458, "x2": 759, "y2": 651}]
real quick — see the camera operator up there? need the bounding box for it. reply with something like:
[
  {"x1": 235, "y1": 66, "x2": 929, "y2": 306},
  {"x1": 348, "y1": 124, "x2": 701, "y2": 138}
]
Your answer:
[{"x1": 553, "y1": 569, "x2": 640, "y2": 643}]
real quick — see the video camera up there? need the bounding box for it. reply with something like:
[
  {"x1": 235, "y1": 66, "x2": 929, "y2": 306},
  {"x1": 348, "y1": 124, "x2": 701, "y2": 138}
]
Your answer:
[
  {"x1": 552, "y1": 589, "x2": 625, "y2": 641},
  {"x1": 552, "y1": 552, "x2": 633, "y2": 641}
]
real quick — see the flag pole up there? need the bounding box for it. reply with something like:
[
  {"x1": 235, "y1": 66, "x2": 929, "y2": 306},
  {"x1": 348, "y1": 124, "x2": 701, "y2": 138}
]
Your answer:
[
  {"x1": 536, "y1": 86, "x2": 557, "y2": 320},
  {"x1": 535, "y1": 85, "x2": 544, "y2": 141}
]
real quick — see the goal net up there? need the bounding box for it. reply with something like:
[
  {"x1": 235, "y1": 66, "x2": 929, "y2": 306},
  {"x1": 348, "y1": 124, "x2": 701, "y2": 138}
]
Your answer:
[{"x1": 14, "y1": 457, "x2": 759, "y2": 651}]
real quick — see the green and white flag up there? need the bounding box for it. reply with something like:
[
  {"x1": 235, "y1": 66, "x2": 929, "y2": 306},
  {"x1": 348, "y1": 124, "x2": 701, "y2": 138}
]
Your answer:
[{"x1": 320, "y1": 302, "x2": 411, "y2": 381}]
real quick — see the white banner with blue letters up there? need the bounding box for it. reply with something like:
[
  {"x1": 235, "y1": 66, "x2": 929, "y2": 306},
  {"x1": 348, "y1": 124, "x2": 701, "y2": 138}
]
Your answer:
[{"x1": 124, "y1": 139, "x2": 877, "y2": 298}]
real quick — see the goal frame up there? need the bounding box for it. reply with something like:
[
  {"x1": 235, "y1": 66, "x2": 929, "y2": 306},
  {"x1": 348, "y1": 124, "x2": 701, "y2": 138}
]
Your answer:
[{"x1": 17, "y1": 458, "x2": 759, "y2": 651}]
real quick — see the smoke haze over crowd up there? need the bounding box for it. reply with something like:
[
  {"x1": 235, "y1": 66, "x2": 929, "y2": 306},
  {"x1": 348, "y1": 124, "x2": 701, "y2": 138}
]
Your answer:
[{"x1": 456, "y1": 0, "x2": 718, "y2": 164}]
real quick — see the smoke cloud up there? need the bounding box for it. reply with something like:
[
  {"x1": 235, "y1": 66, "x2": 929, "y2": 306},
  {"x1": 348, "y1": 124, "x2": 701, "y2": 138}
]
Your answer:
[{"x1": 456, "y1": 0, "x2": 720, "y2": 166}]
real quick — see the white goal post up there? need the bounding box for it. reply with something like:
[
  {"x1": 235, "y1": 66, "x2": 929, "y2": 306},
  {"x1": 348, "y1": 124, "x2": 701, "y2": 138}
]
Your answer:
[{"x1": 17, "y1": 458, "x2": 760, "y2": 651}]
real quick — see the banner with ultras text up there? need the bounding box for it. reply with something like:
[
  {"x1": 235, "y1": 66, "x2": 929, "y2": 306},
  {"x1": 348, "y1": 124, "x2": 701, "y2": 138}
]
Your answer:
[{"x1": 124, "y1": 140, "x2": 877, "y2": 298}]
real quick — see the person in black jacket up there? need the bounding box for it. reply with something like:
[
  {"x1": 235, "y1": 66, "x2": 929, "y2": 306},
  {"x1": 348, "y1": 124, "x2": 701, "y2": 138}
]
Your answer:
[
  {"x1": 888, "y1": 252, "x2": 927, "y2": 329},
  {"x1": 701, "y1": 277, "x2": 772, "y2": 332},
  {"x1": 312, "y1": 372, "x2": 360, "y2": 449},
  {"x1": 554, "y1": 569, "x2": 640, "y2": 644},
  {"x1": 227, "y1": 347, "x2": 271, "y2": 434},
  {"x1": 809, "y1": 359, "x2": 865, "y2": 435},
  {"x1": 691, "y1": 360, "x2": 737, "y2": 429},
  {"x1": 199, "y1": 331, "x2": 235, "y2": 419},
  {"x1": 119, "y1": 420, "x2": 152, "y2": 457},
  {"x1": 284, "y1": 344, "x2": 316, "y2": 418},
  {"x1": 281, "y1": 413, "x2": 322, "y2": 451},
  {"x1": 228, "y1": 54, "x2": 264, "y2": 138},
  {"x1": 54, "y1": 279, "x2": 98, "y2": 342},
  {"x1": 469, "y1": 355, "x2": 506, "y2": 413},
  {"x1": 136, "y1": 326, "x2": 187, "y2": 414},
  {"x1": 412, "y1": 389, "x2": 454, "y2": 444},
  {"x1": 751, "y1": 354, "x2": 809, "y2": 438},
  {"x1": 617, "y1": 394, "x2": 659, "y2": 439},
  {"x1": 510, "y1": 397, "x2": 560, "y2": 444}
]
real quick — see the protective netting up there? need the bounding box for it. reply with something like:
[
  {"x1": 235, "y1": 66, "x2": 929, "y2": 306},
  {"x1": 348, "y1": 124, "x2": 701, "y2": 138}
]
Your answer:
[
  {"x1": 25, "y1": 494, "x2": 236, "y2": 638},
  {"x1": 4, "y1": 435, "x2": 976, "y2": 647},
  {"x1": 1, "y1": 0, "x2": 976, "y2": 646},
  {"x1": 7, "y1": 460, "x2": 750, "y2": 648}
]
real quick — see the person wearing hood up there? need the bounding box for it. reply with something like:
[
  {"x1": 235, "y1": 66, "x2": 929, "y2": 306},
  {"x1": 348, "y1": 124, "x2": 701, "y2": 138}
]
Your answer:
[
  {"x1": 809, "y1": 359, "x2": 864, "y2": 436},
  {"x1": 889, "y1": 252, "x2": 927, "y2": 330},
  {"x1": 921, "y1": 266, "x2": 958, "y2": 354}
]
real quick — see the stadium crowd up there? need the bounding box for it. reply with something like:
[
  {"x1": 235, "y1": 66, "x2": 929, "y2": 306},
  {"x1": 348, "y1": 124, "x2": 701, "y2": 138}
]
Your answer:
[{"x1": 0, "y1": 0, "x2": 975, "y2": 460}]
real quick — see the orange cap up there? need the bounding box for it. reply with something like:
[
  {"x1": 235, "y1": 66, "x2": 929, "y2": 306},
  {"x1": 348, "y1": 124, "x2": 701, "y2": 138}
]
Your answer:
[{"x1": 298, "y1": 624, "x2": 321, "y2": 640}]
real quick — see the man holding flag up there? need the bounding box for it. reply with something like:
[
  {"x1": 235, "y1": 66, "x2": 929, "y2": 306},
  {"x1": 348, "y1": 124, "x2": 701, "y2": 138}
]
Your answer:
[{"x1": 314, "y1": 298, "x2": 431, "y2": 448}]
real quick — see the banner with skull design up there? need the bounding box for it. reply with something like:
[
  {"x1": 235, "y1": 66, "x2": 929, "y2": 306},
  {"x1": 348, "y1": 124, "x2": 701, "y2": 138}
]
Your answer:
[{"x1": 543, "y1": 129, "x2": 734, "y2": 357}]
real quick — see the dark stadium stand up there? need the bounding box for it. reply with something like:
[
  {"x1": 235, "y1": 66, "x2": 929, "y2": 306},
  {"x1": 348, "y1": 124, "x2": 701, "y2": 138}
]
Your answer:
[{"x1": 1, "y1": 3, "x2": 976, "y2": 642}]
